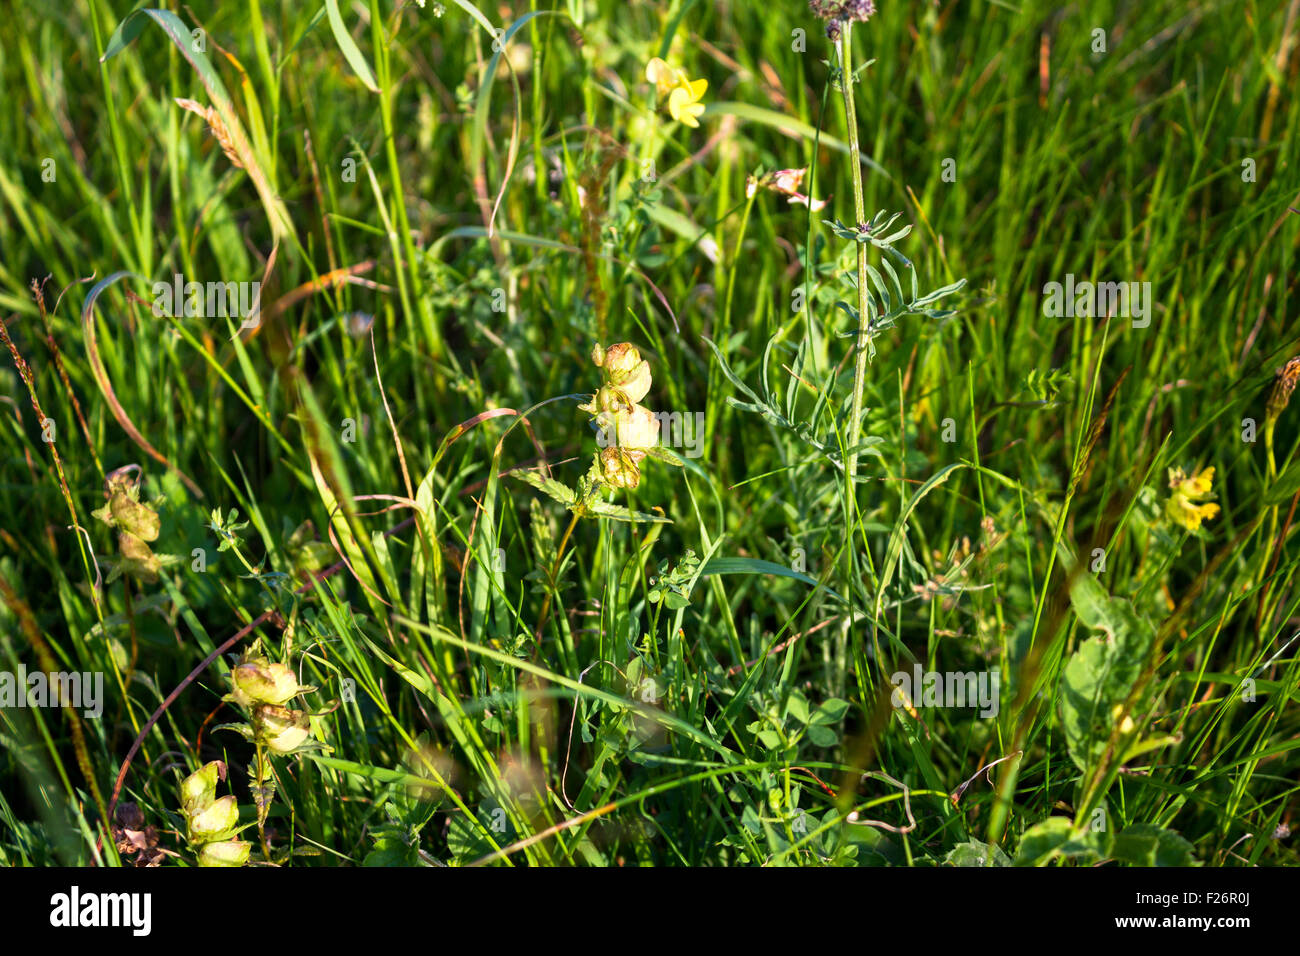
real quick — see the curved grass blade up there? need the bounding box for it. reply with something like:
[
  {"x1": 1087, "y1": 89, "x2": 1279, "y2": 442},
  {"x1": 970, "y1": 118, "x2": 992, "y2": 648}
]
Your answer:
[
  {"x1": 81, "y1": 272, "x2": 204, "y2": 498},
  {"x1": 101, "y1": 8, "x2": 293, "y2": 245},
  {"x1": 324, "y1": 0, "x2": 379, "y2": 92}
]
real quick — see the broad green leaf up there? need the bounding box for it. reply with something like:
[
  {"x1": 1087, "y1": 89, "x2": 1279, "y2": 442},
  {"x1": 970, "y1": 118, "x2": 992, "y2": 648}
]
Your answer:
[
  {"x1": 1060, "y1": 569, "x2": 1155, "y2": 773},
  {"x1": 1014, "y1": 817, "x2": 1075, "y2": 866},
  {"x1": 1109, "y1": 824, "x2": 1200, "y2": 867},
  {"x1": 946, "y1": 840, "x2": 1011, "y2": 867}
]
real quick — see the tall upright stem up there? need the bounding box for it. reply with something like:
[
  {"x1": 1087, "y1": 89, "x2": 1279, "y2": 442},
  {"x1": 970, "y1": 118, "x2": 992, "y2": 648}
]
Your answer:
[{"x1": 840, "y1": 25, "x2": 871, "y2": 516}]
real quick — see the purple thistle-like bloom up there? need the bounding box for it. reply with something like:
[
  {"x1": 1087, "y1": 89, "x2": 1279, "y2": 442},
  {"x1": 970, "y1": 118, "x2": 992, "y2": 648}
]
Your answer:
[
  {"x1": 809, "y1": 0, "x2": 877, "y2": 28},
  {"x1": 844, "y1": 0, "x2": 877, "y2": 20}
]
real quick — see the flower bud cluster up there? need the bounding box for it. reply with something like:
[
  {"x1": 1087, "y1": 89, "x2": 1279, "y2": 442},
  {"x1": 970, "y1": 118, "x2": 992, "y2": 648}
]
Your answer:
[
  {"x1": 226, "y1": 653, "x2": 316, "y2": 754},
  {"x1": 180, "y1": 760, "x2": 251, "y2": 867}
]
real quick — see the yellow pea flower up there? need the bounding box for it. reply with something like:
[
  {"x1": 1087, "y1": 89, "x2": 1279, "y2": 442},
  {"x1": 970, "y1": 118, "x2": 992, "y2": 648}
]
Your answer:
[
  {"x1": 645, "y1": 57, "x2": 707, "y2": 128},
  {"x1": 667, "y1": 77, "x2": 707, "y2": 127},
  {"x1": 1165, "y1": 465, "x2": 1220, "y2": 531}
]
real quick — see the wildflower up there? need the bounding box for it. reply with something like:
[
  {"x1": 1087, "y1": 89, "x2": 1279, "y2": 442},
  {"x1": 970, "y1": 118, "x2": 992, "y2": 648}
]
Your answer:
[
  {"x1": 598, "y1": 404, "x2": 661, "y2": 450},
  {"x1": 580, "y1": 342, "x2": 680, "y2": 493},
  {"x1": 1110, "y1": 704, "x2": 1135, "y2": 735},
  {"x1": 92, "y1": 469, "x2": 169, "y2": 583},
  {"x1": 745, "y1": 167, "x2": 827, "y2": 212},
  {"x1": 809, "y1": 0, "x2": 876, "y2": 40},
  {"x1": 668, "y1": 80, "x2": 707, "y2": 128},
  {"x1": 179, "y1": 759, "x2": 249, "y2": 866},
  {"x1": 645, "y1": 57, "x2": 707, "y2": 128},
  {"x1": 645, "y1": 57, "x2": 682, "y2": 98},
  {"x1": 591, "y1": 343, "x2": 652, "y2": 406},
  {"x1": 1165, "y1": 466, "x2": 1219, "y2": 531}
]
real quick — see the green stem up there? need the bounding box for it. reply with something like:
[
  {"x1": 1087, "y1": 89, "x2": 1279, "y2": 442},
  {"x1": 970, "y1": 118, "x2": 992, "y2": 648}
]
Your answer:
[
  {"x1": 535, "y1": 509, "x2": 582, "y2": 639},
  {"x1": 840, "y1": 25, "x2": 872, "y2": 491}
]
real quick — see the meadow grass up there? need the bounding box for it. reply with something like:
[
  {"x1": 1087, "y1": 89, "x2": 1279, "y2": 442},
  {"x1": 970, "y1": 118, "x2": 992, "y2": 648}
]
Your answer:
[{"x1": 1, "y1": 0, "x2": 1298, "y2": 866}]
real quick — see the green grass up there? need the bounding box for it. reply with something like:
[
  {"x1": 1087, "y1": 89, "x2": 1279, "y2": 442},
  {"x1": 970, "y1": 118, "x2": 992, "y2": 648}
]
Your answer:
[{"x1": 1, "y1": 0, "x2": 1298, "y2": 867}]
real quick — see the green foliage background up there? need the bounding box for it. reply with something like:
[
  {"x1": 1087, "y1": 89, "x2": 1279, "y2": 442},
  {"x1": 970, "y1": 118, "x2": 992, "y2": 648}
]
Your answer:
[{"x1": 0, "y1": 0, "x2": 1298, "y2": 866}]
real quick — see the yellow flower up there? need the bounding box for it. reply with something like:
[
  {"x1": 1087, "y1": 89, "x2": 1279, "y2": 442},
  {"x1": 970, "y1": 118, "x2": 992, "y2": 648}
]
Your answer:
[
  {"x1": 229, "y1": 659, "x2": 309, "y2": 708},
  {"x1": 187, "y1": 795, "x2": 240, "y2": 841},
  {"x1": 645, "y1": 57, "x2": 707, "y2": 128},
  {"x1": 667, "y1": 78, "x2": 707, "y2": 127},
  {"x1": 595, "y1": 343, "x2": 652, "y2": 405},
  {"x1": 180, "y1": 760, "x2": 224, "y2": 814},
  {"x1": 1165, "y1": 466, "x2": 1220, "y2": 531}
]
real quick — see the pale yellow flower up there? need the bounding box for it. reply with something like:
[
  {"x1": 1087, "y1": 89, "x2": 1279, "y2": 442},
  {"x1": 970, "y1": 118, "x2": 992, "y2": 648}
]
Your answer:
[
  {"x1": 599, "y1": 404, "x2": 660, "y2": 450},
  {"x1": 188, "y1": 795, "x2": 240, "y2": 840},
  {"x1": 198, "y1": 840, "x2": 251, "y2": 867},
  {"x1": 645, "y1": 57, "x2": 684, "y2": 98}
]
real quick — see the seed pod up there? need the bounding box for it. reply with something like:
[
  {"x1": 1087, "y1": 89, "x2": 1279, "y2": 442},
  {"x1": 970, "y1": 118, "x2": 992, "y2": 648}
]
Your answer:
[
  {"x1": 187, "y1": 794, "x2": 241, "y2": 842},
  {"x1": 255, "y1": 704, "x2": 312, "y2": 754},
  {"x1": 599, "y1": 448, "x2": 646, "y2": 489},
  {"x1": 197, "y1": 840, "x2": 251, "y2": 868},
  {"x1": 180, "y1": 760, "x2": 225, "y2": 813},
  {"x1": 230, "y1": 660, "x2": 308, "y2": 707},
  {"x1": 109, "y1": 490, "x2": 160, "y2": 541}
]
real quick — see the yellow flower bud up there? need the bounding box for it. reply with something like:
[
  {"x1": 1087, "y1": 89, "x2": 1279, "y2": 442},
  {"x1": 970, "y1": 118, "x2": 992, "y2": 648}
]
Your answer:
[{"x1": 645, "y1": 57, "x2": 684, "y2": 98}]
